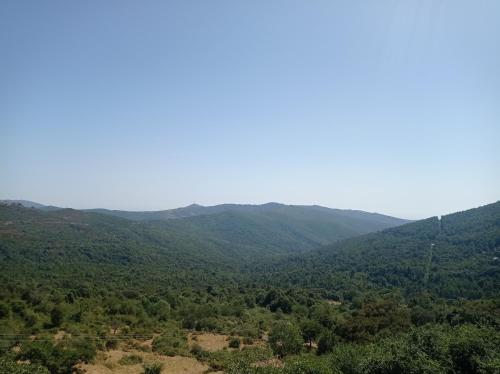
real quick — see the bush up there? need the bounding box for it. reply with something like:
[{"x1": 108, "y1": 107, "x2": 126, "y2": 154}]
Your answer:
[
  {"x1": 105, "y1": 337, "x2": 119, "y2": 350},
  {"x1": 0, "y1": 357, "x2": 50, "y2": 374},
  {"x1": 143, "y1": 362, "x2": 163, "y2": 374},
  {"x1": 219, "y1": 347, "x2": 275, "y2": 373},
  {"x1": 16, "y1": 340, "x2": 81, "y2": 374},
  {"x1": 190, "y1": 343, "x2": 208, "y2": 358},
  {"x1": 195, "y1": 317, "x2": 220, "y2": 331},
  {"x1": 63, "y1": 336, "x2": 96, "y2": 363},
  {"x1": 283, "y1": 355, "x2": 332, "y2": 374},
  {"x1": 317, "y1": 331, "x2": 337, "y2": 355},
  {"x1": 0, "y1": 302, "x2": 10, "y2": 319},
  {"x1": 152, "y1": 329, "x2": 188, "y2": 356},
  {"x1": 23, "y1": 310, "x2": 38, "y2": 328},
  {"x1": 243, "y1": 337, "x2": 254, "y2": 345},
  {"x1": 229, "y1": 337, "x2": 241, "y2": 349},
  {"x1": 324, "y1": 324, "x2": 500, "y2": 374}
]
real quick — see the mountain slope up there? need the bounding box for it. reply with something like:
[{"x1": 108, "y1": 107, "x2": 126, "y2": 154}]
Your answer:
[
  {"x1": 3, "y1": 201, "x2": 497, "y2": 301},
  {"x1": 0, "y1": 199, "x2": 61, "y2": 211},
  {"x1": 87, "y1": 202, "x2": 410, "y2": 250},
  {"x1": 0, "y1": 201, "x2": 410, "y2": 254},
  {"x1": 0, "y1": 205, "x2": 265, "y2": 267},
  {"x1": 256, "y1": 201, "x2": 500, "y2": 299},
  {"x1": 0, "y1": 199, "x2": 48, "y2": 209},
  {"x1": 0, "y1": 200, "x2": 410, "y2": 276},
  {"x1": 86, "y1": 202, "x2": 408, "y2": 224}
]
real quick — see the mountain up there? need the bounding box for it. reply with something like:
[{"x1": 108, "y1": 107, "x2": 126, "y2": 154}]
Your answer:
[
  {"x1": 0, "y1": 200, "x2": 410, "y2": 255},
  {"x1": 0, "y1": 199, "x2": 47, "y2": 209},
  {"x1": 0, "y1": 205, "x2": 250, "y2": 268},
  {"x1": 0, "y1": 199, "x2": 60, "y2": 211},
  {"x1": 0, "y1": 201, "x2": 410, "y2": 272},
  {"x1": 152, "y1": 204, "x2": 411, "y2": 253},
  {"x1": 86, "y1": 202, "x2": 411, "y2": 250},
  {"x1": 85, "y1": 202, "x2": 409, "y2": 226},
  {"x1": 257, "y1": 201, "x2": 500, "y2": 299},
  {"x1": 3, "y1": 201, "x2": 498, "y2": 300},
  {"x1": 1, "y1": 201, "x2": 499, "y2": 374}
]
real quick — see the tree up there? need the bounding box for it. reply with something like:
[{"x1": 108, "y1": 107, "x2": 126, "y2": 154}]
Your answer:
[
  {"x1": 317, "y1": 331, "x2": 337, "y2": 355},
  {"x1": 0, "y1": 302, "x2": 9, "y2": 319},
  {"x1": 268, "y1": 321, "x2": 303, "y2": 358},
  {"x1": 50, "y1": 306, "x2": 63, "y2": 328},
  {"x1": 300, "y1": 319, "x2": 322, "y2": 349}
]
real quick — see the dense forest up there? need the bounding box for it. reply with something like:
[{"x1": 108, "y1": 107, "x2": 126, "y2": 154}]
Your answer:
[{"x1": 0, "y1": 201, "x2": 499, "y2": 373}]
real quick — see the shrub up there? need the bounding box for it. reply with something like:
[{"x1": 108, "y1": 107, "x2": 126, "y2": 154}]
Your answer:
[
  {"x1": 63, "y1": 336, "x2": 96, "y2": 363},
  {"x1": 0, "y1": 357, "x2": 50, "y2": 374},
  {"x1": 16, "y1": 340, "x2": 81, "y2": 374},
  {"x1": 283, "y1": 355, "x2": 332, "y2": 374},
  {"x1": 229, "y1": 337, "x2": 241, "y2": 349},
  {"x1": 152, "y1": 328, "x2": 188, "y2": 356},
  {"x1": 23, "y1": 310, "x2": 38, "y2": 328},
  {"x1": 195, "y1": 317, "x2": 219, "y2": 331},
  {"x1": 143, "y1": 362, "x2": 163, "y2": 374},
  {"x1": 0, "y1": 302, "x2": 10, "y2": 319},
  {"x1": 190, "y1": 343, "x2": 208, "y2": 358},
  {"x1": 317, "y1": 331, "x2": 337, "y2": 355},
  {"x1": 105, "y1": 337, "x2": 119, "y2": 350}
]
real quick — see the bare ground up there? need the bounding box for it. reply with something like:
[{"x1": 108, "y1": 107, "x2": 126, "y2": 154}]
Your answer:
[{"x1": 76, "y1": 349, "x2": 209, "y2": 374}]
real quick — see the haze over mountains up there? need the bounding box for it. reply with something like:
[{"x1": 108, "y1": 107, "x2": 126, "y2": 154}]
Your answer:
[{"x1": 0, "y1": 200, "x2": 410, "y2": 256}]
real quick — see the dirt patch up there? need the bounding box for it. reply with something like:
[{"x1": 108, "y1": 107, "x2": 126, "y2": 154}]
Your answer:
[
  {"x1": 326, "y1": 300, "x2": 342, "y2": 306},
  {"x1": 188, "y1": 332, "x2": 230, "y2": 352},
  {"x1": 188, "y1": 332, "x2": 265, "y2": 352},
  {"x1": 54, "y1": 330, "x2": 70, "y2": 341},
  {"x1": 77, "y1": 348, "x2": 208, "y2": 374}
]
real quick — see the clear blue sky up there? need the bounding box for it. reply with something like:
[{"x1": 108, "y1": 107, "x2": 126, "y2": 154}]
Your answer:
[{"x1": 1, "y1": 1, "x2": 499, "y2": 219}]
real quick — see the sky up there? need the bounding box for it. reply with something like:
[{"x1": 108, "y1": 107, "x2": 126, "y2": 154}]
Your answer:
[{"x1": 1, "y1": 0, "x2": 499, "y2": 219}]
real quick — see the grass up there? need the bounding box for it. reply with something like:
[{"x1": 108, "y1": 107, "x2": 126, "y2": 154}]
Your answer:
[{"x1": 118, "y1": 354, "x2": 143, "y2": 365}]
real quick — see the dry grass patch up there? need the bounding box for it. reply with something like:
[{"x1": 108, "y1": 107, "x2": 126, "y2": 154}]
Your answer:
[
  {"x1": 77, "y1": 348, "x2": 209, "y2": 374},
  {"x1": 326, "y1": 300, "x2": 342, "y2": 306},
  {"x1": 188, "y1": 332, "x2": 265, "y2": 352},
  {"x1": 188, "y1": 333, "x2": 230, "y2": 352},
  {"x1": 54, "y1": 330, "x2": 70, "y2": 341}
]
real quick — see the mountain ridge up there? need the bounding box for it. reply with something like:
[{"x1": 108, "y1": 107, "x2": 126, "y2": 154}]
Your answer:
[{"x1": 0, "y1": 199, "x2": 412, "y2": 223}]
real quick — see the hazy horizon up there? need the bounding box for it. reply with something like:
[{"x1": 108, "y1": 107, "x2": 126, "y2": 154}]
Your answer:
[
  {"x1": 2, "y1": 196, "x2": 499, "y2": 221},
  {"x1": 2, "y1": 1, "x2": 499, "y2": 220}
]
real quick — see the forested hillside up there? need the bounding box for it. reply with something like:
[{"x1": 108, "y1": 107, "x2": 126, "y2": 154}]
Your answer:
[
  {"x1": 0, "y1": 201, "x2": 410, "y2": 257},
  {"x1": 0, "y1": 202, "x2": 499, "y2": 373},
  {"x1": 85, "y1": 202, "x2": 409, "y2": 231},
  {"x1": 82, "y1": 202, "x2": 412, "y2": 249},
  {"x1": 258, "y1": 201, "x2": 500, "y2": 299}
]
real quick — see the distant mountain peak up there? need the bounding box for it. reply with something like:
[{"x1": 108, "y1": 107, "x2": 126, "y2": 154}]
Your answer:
[
  {"x1": 262, "y1": 202, "x2": 284, "y2": 207},
  {"x1": 0, "y1": 199, "x2": 46, "y2": 209},
  {"x1": 186, "y1": 203, "x2": 203, "y2": 208}
]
